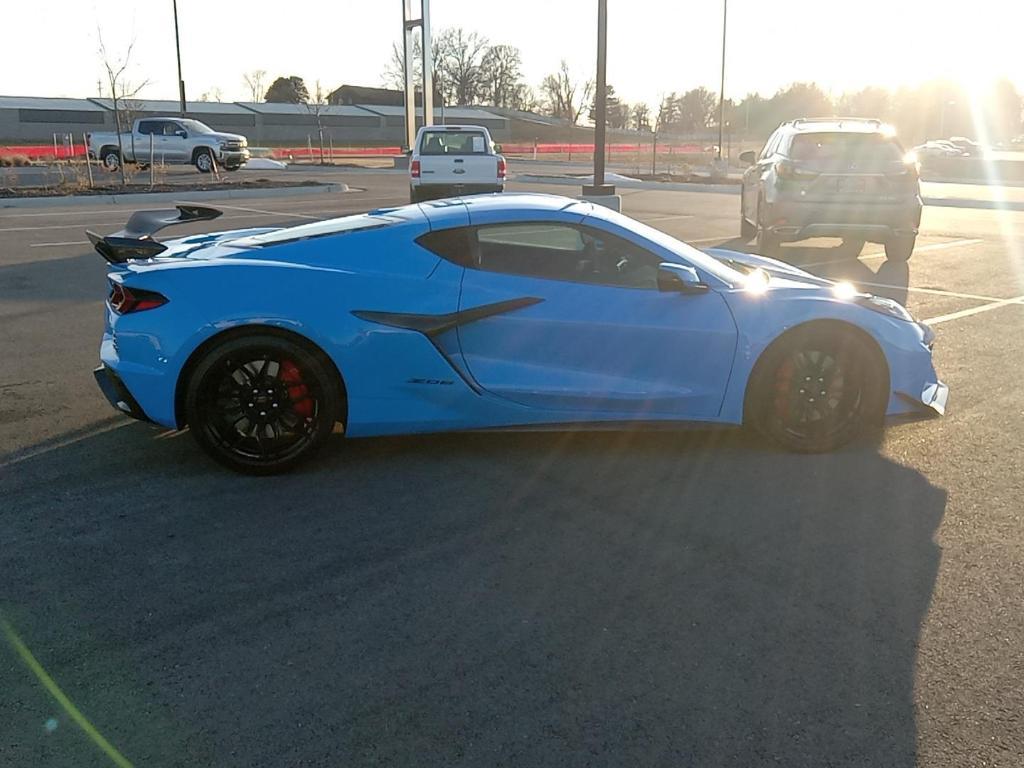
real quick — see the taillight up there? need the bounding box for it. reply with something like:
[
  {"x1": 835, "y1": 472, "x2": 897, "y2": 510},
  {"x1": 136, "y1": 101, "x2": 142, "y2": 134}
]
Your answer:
[
  {"x1": 410, "y1": 159, "x2": 421, "y2": 179},
  {"x1": 497, "y1": 156, "x2": 507, "y2": 180},
  {"x1": 775, "y1": 160, "x2": 817, "y2": 180},
  {"x1": 109, "y1": 283, "x2": 168, "y2": 314}
]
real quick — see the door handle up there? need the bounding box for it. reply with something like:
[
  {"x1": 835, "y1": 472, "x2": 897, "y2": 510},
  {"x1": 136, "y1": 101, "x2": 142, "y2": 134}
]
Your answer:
[{"x1": 454, "y1": 159, "x2": 464, "y2": 163}]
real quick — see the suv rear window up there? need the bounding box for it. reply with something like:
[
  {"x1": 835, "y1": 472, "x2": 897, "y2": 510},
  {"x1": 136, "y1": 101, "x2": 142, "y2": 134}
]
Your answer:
[
  {"x1": 419, "y1": 130, "x2": 488, "y2": 155},
  {"x1": 789, "y1": 133, "x2": 903, "y2": 170}
]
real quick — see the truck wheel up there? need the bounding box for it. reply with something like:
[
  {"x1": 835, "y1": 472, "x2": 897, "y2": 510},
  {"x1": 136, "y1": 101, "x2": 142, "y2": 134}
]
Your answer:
[
  {"x1": 194, "y1": 149, "x2": 215, "y2": 173},
  {"x1": 884, "y1": 235, "x2": 915, "y2": 262},
  {"x1": 101, "y1": 149, "x2": 121, "y2": 172}
]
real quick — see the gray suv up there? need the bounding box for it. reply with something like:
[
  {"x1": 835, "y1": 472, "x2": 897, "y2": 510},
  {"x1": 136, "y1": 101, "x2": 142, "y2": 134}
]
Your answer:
[{"x1": 739, "y1": 118, "x2": 922, "y2": 261}]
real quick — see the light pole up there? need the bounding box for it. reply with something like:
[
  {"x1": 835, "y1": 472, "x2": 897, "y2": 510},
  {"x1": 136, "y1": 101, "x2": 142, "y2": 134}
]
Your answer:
[
  {"x1": 585, "y1": 0, "x2": 614, "y2": 200},
  {"x1": 716, "y1": 0, "x2": 727, "y2": 163},
  {"x1": 173, "y1": 0, "x2": 186, "y2": 115}
]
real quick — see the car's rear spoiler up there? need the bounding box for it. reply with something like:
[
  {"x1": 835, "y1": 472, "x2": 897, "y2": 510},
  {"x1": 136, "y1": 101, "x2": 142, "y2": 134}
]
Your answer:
[{"x1": 85, "y1": 203, "x2": 223, "y2": 264}]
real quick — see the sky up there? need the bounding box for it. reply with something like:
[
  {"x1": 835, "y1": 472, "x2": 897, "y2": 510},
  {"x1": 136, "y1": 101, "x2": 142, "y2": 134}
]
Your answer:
[{"x1": 2, "y1": 0, "x2": 1022, "y2": 109}]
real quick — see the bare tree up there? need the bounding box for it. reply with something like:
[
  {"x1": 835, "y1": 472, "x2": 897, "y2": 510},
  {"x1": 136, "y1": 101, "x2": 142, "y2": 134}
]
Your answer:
[
  {"x1": 382, "y1": 37, "x2": 441, "y2": 93},
  {"x1": 243, "y1": 70, "x2": 267, "y2": 102},
  {"x1": 98, "y1": 30, "x2": 149, "y2": 186},
  {"x1": 305, "y1": 80, "x2": 328, "y2": 164},
  {"x1": 540, "y1": 60, "x2": 593, "y2": 125},
  {"x1": 435, "y1": 27, "x2": 489, "y2": 105},
  {"x1": 198, "y1": 86, "x2": 223, "y2": 103},
  {"x1": 632, "y1": 103, "x2": 652, "y2": 132},
  {"x1": 479, "y1": 44, "x2": 526, "y2": 108}
]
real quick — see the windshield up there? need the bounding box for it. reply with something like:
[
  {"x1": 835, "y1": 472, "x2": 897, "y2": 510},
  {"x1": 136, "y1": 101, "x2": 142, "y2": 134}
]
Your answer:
[
  {"x1": 789, "y1": 132, "x2": 904, "y2": 169},
  {"x1": 419, "y1": 130, "x2": 489, "y2": 155},
  {"x1": 179, "y1": 119, "x2": 214, "y2": 134},
  {"x1": 583, "y1": 205, "x2": 747, "y2": 286}
]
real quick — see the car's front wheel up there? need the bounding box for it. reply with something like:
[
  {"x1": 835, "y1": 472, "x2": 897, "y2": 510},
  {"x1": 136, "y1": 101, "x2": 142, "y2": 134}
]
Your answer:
[
  {"x1": 101, "y1": 148, "x2": 121, "y2": 172},
  {"x1": 756, "y1": 197, "x2": 780, "y2": 257},
  {"x1": 194, "y1": 149, "x2": 215, "y2": 173},
  {"x1": 747, "y1": 325, "x2": 886, "y2": 453},
  {"x1": 185, "y1": 334, "x2": 341, "y2": 474}
]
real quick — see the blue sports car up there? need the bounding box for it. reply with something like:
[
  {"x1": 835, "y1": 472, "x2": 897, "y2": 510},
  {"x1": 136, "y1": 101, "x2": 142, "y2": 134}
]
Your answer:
[{"x1": 89, "y1": 194, "x2": 947, "y2": 473}]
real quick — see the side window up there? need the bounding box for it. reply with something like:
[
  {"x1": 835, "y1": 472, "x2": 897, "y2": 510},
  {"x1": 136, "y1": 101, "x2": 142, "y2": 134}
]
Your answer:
[
  {"x1": 759, "y1": 131, "x2": 778, "y2": 160},
  {"x1": 137, "y1": 120, "x2": 156, "y2": 135},
  {"x1": 473, "y1": 223, "x2": 661, "y2": 289},
  {"x1": 164, "y1": 122, "x2": 184, "y2": 136}
]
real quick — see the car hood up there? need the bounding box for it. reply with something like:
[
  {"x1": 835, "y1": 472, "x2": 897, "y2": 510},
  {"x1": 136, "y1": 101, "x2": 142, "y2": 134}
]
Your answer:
[
  {"x1": 204, "y1": 132, "x2": 248, "y2": 144},
  {"x1": 704, "y1": 247, "x2": 834, "y2": 289}
]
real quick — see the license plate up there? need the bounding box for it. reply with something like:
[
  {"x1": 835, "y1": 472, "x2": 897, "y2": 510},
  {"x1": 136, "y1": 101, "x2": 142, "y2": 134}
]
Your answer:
[{"x1": 835, "y1": 177, "x2": 866, "y2": 192}]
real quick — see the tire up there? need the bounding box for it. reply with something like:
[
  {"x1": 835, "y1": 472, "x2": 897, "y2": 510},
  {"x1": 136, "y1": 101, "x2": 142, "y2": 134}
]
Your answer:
[
  {"x1": 755, "y1": 197, "x2": 780, "y2": 257},
  {"x1": 410, "y1": 186, "x2": 423, "y2": 204},
  {"x1": 740, "y1": 202, "x2": 757, "y2": 240},
  {"x1": 746, "y1": 325, "x2": 887, "y2": 453},
  {"x1": 884, "y1": 235, "x2": 915, "y2": 262},
  {"x1": 194, "y1": 149, "x2": 215, "y2": 173},
  {"x1": 185, "y1": 334, "x2": 341, "y2": 474},
  {"x1": 101, "y1": 148, "x2": 121, "y2": 172},
  {"x1": 840, "y1": 238, "x2": 865, "y2": 257}
]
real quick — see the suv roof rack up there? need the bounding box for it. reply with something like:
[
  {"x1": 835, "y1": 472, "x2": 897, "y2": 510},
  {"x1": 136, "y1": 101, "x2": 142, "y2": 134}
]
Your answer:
[{"x1": 788, "y1": 117, "x2": 883, "y2": 128}]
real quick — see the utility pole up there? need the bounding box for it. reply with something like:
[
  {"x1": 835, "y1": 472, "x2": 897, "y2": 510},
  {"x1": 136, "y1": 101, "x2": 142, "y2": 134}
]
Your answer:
[
  {"x1": 716, "y1": 0, "x2": 727, "y2": 162},
  {"x1": 173, "y1": 0, "x2": 186, "y2": 116},
  {"x1": 584, "y1": 0, "x2": 615, "y2": 203}
]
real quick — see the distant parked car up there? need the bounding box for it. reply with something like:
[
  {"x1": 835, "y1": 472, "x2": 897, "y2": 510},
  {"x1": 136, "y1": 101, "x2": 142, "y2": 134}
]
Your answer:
[
  {"x1": 912, "y1": 141, "x2": 964, "y2": 159},
  {"x1": 87, "y1": 117, "x2": 250, "y2": 173},
  {"x1": 739, "y1": 118, "x2": 922, "y2": 262},
  {"x1": 947, "y1": 136, "x2": 985, "y2": 156},
  {"x1": 409, "y1": 124, "x2": 506, "y2": 203}
]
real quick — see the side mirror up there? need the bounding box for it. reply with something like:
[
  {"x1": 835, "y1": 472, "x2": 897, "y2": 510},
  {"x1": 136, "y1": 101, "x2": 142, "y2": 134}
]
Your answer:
[
  {"x1": 493, "y1": 143, "x2": 503, "y2": 153},
  {"x1": 175, "y1": 130, "x2": 187, "y2": 139},
  {"x1": 739, "y1": 150, "x2": 757, "y2": 165},
  {"x1": 658, "y1": 263, "x2": 708, "y2": 294}
]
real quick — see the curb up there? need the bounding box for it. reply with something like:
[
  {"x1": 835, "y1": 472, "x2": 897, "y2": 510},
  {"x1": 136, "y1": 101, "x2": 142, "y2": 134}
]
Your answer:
[
  {"x1": 0, "y1": 182, "x2": 350, "y2": 209},
  {"x1": 516, "y1": 174, "x2": 1024, "y2": 210},
  {"x1": 514, "y1": 174, "x2": 740, "y2": 194}
]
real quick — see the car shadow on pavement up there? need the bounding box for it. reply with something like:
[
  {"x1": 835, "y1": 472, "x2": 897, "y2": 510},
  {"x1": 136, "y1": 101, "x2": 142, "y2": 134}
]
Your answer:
[{"x1": 1, "y1": 422, "x2": 945, "y2": 767}]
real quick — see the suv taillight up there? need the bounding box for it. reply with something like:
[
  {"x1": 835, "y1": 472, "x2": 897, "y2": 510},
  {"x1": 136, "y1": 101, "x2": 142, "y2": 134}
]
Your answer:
[
  {"x1": 410, "y1": 159, "x2": 421, "y2": 179},
  {"x1": 497, "y1": 156, "x2": 507, "y2": 179},
  {"x1": 109, "y1": 283, "x2": 167, "y2": 314},
  {"x1": 775, "y1": 160, "x2": 818, "y2": 180}
]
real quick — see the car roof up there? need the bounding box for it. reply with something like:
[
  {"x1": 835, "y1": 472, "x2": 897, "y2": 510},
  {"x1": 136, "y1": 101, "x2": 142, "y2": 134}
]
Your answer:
[
  {"x1": 417, "y1": 124, "x2": 490, "y2": 132},
  {"x1": 781, "y1": 117, "x2": 893, "y2": 135},
  {"x1": 418, "y1": 193, "x2": 591, "y2": 227}
]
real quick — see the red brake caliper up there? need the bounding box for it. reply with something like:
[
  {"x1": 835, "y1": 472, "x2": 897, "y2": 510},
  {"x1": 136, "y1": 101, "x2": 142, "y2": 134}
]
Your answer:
[
  {"x1": 774, "y1": 358, "x2": 795, "y2": 419},
  {"x1": 279, "y1": 359, "x2": 313, "y2": 418}
]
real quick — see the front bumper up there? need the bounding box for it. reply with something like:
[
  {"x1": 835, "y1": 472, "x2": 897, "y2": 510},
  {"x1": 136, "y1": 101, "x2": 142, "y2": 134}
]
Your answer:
[
  {"x1": 218, "y1": 149, "x2": 250, "y2": 166},
  {"x1": 764, "y1": 196, "x2": 922, "y2": 242},
  {"x1": 94, "y1": 364, "x2": 152, "y2": 423}
]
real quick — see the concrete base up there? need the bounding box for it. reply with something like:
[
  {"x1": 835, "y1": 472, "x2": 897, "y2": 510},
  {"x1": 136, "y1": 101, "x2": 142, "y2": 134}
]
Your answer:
[{"x1": 580, "y1": 193, "x2": 622, "y2": 212}]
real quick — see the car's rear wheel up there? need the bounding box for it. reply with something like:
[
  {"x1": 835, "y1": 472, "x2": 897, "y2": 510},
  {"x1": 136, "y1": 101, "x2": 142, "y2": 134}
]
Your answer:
[
  {"x1": 747, "y1": 325, "x2": 886, "y2": 453},
  {"x1": 185, "y1": 335, "x2": 340, "y2": 474},
  {"x1": 756, "y1": 197, "x2": 780, "y2": 257},
  {"x1": 101, "y1": 148, "x2": 121, "y2": 172},
  {"x1": 884, "y1": 235, "x2": 915, "y2": 262},
  {"x1": 740, "y1": 204, "x2": 757, "y2": 240}
]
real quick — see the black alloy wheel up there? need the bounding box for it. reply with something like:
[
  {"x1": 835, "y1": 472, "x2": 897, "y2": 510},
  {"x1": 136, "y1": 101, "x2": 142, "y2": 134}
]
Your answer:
[
  {"x1": 186, "y1": 335, "x2": 340, "y2": 474},
  {"x1": 748, "y1": 327, "x2": 885, "y2": 452}
]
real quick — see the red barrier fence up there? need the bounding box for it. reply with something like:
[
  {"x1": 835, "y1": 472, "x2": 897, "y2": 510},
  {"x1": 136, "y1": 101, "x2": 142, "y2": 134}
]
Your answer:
[
  {"x1": 1, "y1": 144, "x2": 86, "y2": 159},
  {"x1": 2, "y1": 141, "x2": 713, "y2": 161}
]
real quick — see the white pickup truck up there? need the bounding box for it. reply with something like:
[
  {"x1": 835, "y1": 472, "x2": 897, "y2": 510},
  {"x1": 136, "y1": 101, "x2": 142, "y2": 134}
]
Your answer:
[
  {"x1": 409, "y1": 125, "x2": 506, "y2": 202},
  {"x1": 87, "y1": 117, "x2": 250, "y2": 173}
]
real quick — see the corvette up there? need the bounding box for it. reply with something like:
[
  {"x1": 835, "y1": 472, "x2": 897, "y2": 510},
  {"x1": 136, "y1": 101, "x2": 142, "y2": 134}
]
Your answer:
[{"x1": 89, "y1": 194, "x2": 947, "y2": 473}]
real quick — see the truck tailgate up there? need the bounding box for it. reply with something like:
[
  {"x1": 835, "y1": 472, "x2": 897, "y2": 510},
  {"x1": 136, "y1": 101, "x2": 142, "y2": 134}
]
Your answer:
[{"x1": 419, "y1": 154, "x2": 497, "y2": 185}]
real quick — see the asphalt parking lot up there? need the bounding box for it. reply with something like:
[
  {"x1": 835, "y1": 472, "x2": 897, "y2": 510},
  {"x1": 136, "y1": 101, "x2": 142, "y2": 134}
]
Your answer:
[{"x1": 2, "y1": 173, "x2": 1023, "y2": 767}]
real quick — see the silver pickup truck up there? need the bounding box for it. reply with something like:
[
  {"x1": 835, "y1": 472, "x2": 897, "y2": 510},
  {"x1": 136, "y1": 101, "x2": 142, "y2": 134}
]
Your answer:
[{"x1": 87, "y1": 117, "x2": 250, "y2": 173}]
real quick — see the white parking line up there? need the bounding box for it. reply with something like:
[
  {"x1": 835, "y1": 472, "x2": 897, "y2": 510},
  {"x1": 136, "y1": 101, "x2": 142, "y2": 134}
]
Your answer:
[
  {"x1": 853, "y1": 281, "x2": 1005, "y2": 303},
  {"x1": 29, "y1": 240, "x2": 89, "y2": 248},
  {"x1": 639, "y1": 214, "x2": 695, "y2": 222},
  {"x1": 923, "y1": 294, "x2": 1024, "y2": 325}
]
